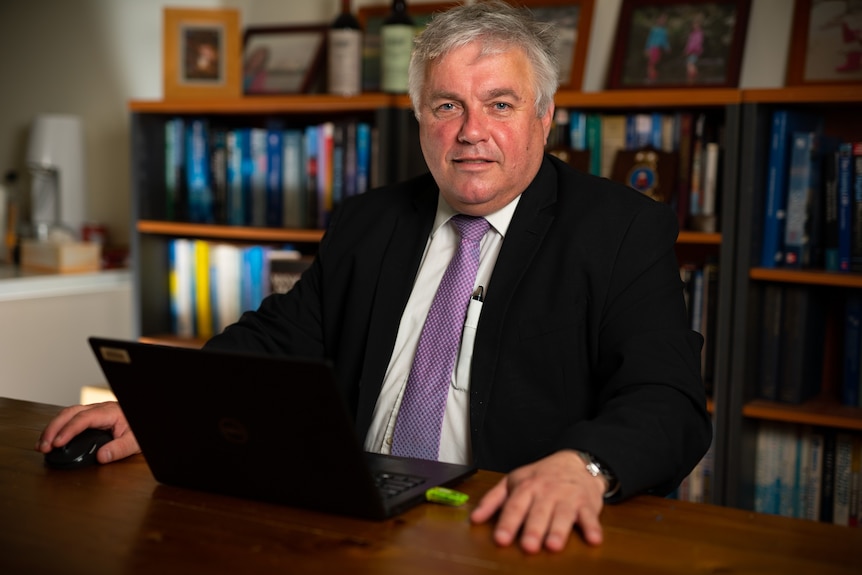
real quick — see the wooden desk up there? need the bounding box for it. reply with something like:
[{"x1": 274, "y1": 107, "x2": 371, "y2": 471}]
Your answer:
[{"x1": 2, "y1": 397, "x2": 859, "y2": 574}]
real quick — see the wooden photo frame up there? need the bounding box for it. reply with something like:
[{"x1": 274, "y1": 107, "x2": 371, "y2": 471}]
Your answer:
[
  {"x1": 163, "y1": 8, "x2": 241, "y2": 100},
  {"x1": 518, "y1": 0, "x2": 595, "y2": 91},
  {"x1": 787, "y1": 0, "x2": 862, "y2": 86},
  {"x1": 607, "y1": 0, "x2": 750, "y2": 89},
  {"x1": 242, "y1": 25, "x2": 328, "y2": 95},
  {"x1": 358, "y1": 2, "x2": 457, "y2": 92}
]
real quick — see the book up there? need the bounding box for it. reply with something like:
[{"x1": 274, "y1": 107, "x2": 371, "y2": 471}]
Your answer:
[
  {"x1": 250, "y1": 128, "x2": 268, "y2": 227},
  {"x1": 820, "y1": 429, "x2": 836, "y2": 523},
  {"x1": 164, "y1": 118, "x2": 186, "y2": 221},
  {"x1": 778, "y1": 286, "x2": 826, "y2": 404},
  {"x1": 568, "y1": 110, "x2": 587, "y2": 150},
  {"x1": 168, "y1": 238, "x2": 194, "y2": 338},
  {"x1": 851, "y1": 142, "x2": 862, "y2": 272},
  {"x1": 833, "y1": 432, "x2": 854, "y2": 525},
  {"x1": 585, "y1": 113, "x2": 602, "y2": 176},
  {"x1": 799, "y1": 426, "x2": 824, "y2": 521},
  {"x1": 281, "y1": 129, "x2": 306, "y2": 228},
  {"x1": 837, "y1": 142, "x2": 855, "y2": 271},
  {"x1": 193, "y1": 239, "x2": 213, "y2": 340},
  {"x1": 822, "y1": 147, "x2": 840, "y2": 271},
  {"x1": 673, "y1": 112, "x2": 695, "y2": 229},
  {"x1": 209, "y1": 127, "x2": 228, "y2": 224},
  {"x1": 304, "y1": 125, "x2": 319, "y2": 228},
  {"x1": 757, "y1": 284, "x2": 784, "y2": 401},
  {"x1": 186, "y1": 119, "x2": 213, "y2": 224},
  {"x1": 209, "y1": 243, "x2": 242, "y2": 334},
  {"x1": 355, "y1": 122, "x2": 372, "y2": 195},
  {"x1": 783, "y1": 131, "x2": 820, "y2": 268},
  {"x1": 600, "y1": 114, "x2": 627, "y2": 179},
  {"x1": 760, "y1": 110, "x2": 822, "y2": 268},
  {"x1": 265, "y1": 128, "x2": 284, "y2": 228},
  {"x1": 844, "y1": 294, "x2": 862, "y2": 407},
  {"x1": 226, "y1": 128, "x2": 250, "y2": 226}
]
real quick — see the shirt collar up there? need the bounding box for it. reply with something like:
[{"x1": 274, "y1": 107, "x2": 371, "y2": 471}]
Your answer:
[{"x1": 431, "y1": 193, "x2": 521, "y2": 238}]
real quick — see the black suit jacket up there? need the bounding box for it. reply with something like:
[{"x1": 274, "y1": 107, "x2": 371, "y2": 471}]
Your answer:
[{"x1": 206, "y1": 154, "x2": 712, "y2": 499}]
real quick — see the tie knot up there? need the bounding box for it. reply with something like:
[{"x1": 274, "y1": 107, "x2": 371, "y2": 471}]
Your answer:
[{"x1": 450, "y1": 214, "x2": 490, "y2": 243}]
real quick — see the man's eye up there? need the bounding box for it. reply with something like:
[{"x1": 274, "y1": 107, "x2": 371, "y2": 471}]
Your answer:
[{"x1": 493, "y1": 102, "x2": 512, "y2": 111}]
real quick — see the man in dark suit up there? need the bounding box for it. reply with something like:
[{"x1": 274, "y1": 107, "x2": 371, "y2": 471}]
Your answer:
[{"x1": 38, "y1": 1, "x2": 711, "y2": 554}]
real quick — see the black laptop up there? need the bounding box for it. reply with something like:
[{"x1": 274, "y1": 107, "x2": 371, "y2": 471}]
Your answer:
[{"x1": 87, "y1": 336, "x2": 476, "y2": 520}]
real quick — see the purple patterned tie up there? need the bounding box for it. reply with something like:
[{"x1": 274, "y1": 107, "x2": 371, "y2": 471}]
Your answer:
[{"x1": 391, "y1": 214, "x2": 490, "y2": 460}]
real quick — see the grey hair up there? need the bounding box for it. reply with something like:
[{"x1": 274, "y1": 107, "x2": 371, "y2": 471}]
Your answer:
[{"x1": 407, "y1": 0, "x2": 559, "y2": 120}]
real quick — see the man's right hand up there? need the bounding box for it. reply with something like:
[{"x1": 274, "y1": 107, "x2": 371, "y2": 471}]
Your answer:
[{"x1": 35, "y1": 401, "x2": 140, "y2": 464}]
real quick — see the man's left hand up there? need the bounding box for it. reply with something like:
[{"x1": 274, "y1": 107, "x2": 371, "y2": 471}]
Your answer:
[{"x1": 469, "y1": 449, "x2": 607, "y2": 553}]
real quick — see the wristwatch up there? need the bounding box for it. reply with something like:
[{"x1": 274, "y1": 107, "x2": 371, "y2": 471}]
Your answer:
[{"x1": 575, "y1": 451, "x2": 620, "y2": 499}]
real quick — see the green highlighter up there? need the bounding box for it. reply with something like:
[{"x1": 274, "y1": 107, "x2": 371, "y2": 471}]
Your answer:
[{"x1": 425, "y1": 486, "x2": 470, "y2": 507}]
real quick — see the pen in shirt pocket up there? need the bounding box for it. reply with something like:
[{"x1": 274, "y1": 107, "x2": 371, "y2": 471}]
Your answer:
[{"x1": 471, "y1": 286, "x2": 484, "y2": 302}]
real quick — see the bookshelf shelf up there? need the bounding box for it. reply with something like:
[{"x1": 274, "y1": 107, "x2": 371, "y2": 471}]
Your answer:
[
  {"x1": 137, "y1": 220, "x2": 325, "y2": 244},
  {"x1": 743, "y1": 398, "x2": 862, "y2": 432},
  {"x1": 677, "y1": 231, "x2": 721, "y2": 245},
  {"x1": 129, "y1": 93, "x2": 392, "y2": 115},
  {"x1": 749, "y1": 268, "x2": 862, "y2": 289}
]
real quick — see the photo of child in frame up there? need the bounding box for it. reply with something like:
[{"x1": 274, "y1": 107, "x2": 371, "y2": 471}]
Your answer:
[
  {"x1": 182, "y1": 25, "x2": 224, "y2": 83},
  {"x1": 610, "y1": 1, "x2": 747, "y2": 89}
]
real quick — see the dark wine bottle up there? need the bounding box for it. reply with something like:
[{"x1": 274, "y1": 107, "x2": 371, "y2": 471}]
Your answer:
[
  {"x1": 380, "y1": 0, "x2": 414, "y2": 93},
  {"x1": 328, "y1": 0, "x2": 362, "y2": 96}
]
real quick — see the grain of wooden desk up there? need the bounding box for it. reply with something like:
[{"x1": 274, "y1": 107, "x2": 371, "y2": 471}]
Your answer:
[{"x1": 1, "y1": 397, "x2": 859, "y2": 574}]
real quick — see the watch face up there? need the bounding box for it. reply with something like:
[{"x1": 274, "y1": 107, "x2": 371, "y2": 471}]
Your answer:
[{"x1": 585, "y1": 461, "x2": 601, "y2": 478}]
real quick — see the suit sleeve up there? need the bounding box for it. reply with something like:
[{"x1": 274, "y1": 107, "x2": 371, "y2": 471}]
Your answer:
[{"x1": 557, "y1": 200, "x2": 712, "y2": 500}]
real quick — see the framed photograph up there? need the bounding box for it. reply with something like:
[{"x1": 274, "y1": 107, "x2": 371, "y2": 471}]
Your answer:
[
  {"x1": 163, "y1": 8, "x2": 241, "y2": 100},
  {"x1": 607, "y1": 0, "x2": 751, "y2": 89},
  {"x1": 358, "y1": 3, "x2": 458, "y2": 92},
  {"x1": 242, "y1": 25, "x2": 328, "y2": 95},
  {"x1": 787, "y1": 0, "x2": 862, "y2": 86},
  {"x1": 519, "y1": 0, "x2": 595, "y2": 91}
]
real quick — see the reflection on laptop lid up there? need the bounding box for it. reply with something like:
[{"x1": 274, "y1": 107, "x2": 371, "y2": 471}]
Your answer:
[{"x1": 88, "y1": 336, "x2": 476, "y2": 520}]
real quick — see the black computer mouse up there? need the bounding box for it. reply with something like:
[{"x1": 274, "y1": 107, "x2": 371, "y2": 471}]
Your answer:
[{"x1": 44, "y1": 428, "x2": 114, "y2": 470}]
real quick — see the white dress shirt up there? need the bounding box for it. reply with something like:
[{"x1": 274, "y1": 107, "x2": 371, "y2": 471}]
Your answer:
[{"x1": 363, "y1": 194, "x2": 520, "y2": 464}]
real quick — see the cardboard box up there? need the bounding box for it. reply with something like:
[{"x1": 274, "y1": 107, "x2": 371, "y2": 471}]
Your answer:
[{"x1": 20, "y1": 240, "x2": 101, "y2": 273}]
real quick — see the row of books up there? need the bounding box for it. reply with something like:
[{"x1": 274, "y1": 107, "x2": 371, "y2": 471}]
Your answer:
[
  {"x1": 759, "y1": 109, "x2": 862, "y2": 270},
  {"x1": 549, "y1": 109, "x2": 723, "y2": 233},
  {"x1": 755, "y1": 420, "x2": 862, "y2": 526},
  {"x1": 757, "y1": 285, "x2": 861, "y2": 408},
  {"x1": 165, "y1": 118, "x2": 375, "y2": 230},
  {"x1": 168, "y1": 238, "x2": 312, "y2": 341},
  {"x1": 681, "y1": 260, "x2": 719, "y2": 397}
]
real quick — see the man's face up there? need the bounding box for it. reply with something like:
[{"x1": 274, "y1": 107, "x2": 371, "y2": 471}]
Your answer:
[{"x1": 418, "y1": 42, "x2": 553, "y2": 217}]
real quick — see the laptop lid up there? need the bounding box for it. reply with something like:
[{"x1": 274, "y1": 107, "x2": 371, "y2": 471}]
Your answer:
[{"x1": 87, "y1": 336, "x2": 476, "y2": 520}]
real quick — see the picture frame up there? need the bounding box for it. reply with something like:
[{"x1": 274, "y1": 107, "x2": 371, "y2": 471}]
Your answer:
[
  {"x1": 242, "y1": 25, "x2": 328, "y2": 95},
  {"x1": 518, "y1": 0, "x2": 595, "y2": 91},
  {"x1": 787, "y1": 0, "x2": 862, "y2": 86},
  {"x1": 358, "y1": 2, "x2": 458, "y2": 92},
  {"x1": 607, "y1": 0, "x2": 751, "y2": 90},
  {"x1": 163, "y1": 8, "x2": 241, "y2": 100}
]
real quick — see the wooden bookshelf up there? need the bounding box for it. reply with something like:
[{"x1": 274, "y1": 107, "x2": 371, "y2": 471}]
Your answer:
[
  {"x1": 136, "y1": 220, "x2": 325, "y2": 244},
  {"x1": 129, "y1": 93, "x2": 392, "y2": 115},
  {"x1": 743, "y1": 397, "x2": 862, "y2": 432},
  {"x1": 750, "y1": 268, "x2": 862, "y2": 289}
]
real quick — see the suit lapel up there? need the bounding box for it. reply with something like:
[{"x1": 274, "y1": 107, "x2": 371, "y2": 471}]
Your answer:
[
  {"x1": 354, "y1": 180, "x2": 438, "y2": 437},
  {"x1": 469, "y1": 157, "x2": 558, "y2": 436}
]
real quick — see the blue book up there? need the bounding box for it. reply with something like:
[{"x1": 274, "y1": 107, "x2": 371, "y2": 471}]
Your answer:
[
  {"x1": 760, "y1": 110, "x2": 822, "y2": 268},
  {"x1": 225, "y1": 130, "x2": 245, "y2": 226},
  {"x1": 250, "y1": 128, "x2": 268, "y2": 227},
  {"x1": 355, "y1": 122, "x2": 371, "y2": 195},
  {"x1": 837, "y1": 143, "x2": 854, "y2": 271},
  {"x1": 851, "y1": 142, "x2": 862, "y2": 272},
  {"x1": 783, "y1": 131, "x2": 820, "y2": 268},
  {"x1": 568, "y1": 110, "x2": 587, "y2": 150},
  {"x1": 185, "y1": 119, "x2": 213, "y2": 223},
  {"x1": 265, "y1": 128, "x2": 284, "y2": 228}
]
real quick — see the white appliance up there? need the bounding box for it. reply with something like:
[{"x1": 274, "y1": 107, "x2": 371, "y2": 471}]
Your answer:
[{"x1": 26, "y1": 114, "x2": 87, "y2": 240}]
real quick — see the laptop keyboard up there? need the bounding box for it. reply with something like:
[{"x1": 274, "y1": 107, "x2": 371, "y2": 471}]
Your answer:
[{"x1": 374, "y1": 472, "x2": 426, "y2": 499}]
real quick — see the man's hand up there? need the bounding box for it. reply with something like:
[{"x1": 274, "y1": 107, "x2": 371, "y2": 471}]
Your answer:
[
  {"x1": 35, "y1": 401, "x2": 140, "y2": 464},
  {"x1": 469, "y1": 449, "x2": 607, "y2": 553}
]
